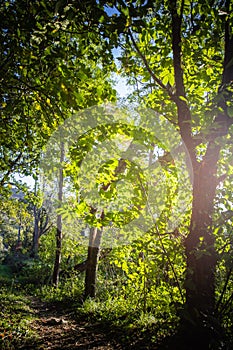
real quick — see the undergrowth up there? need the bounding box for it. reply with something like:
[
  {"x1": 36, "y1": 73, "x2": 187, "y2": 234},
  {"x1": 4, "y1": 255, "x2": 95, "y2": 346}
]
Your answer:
[
  {"x1": 37, "y1": 277, "x2": 179, "y2": 347},
  {"x1": 0, "y1": 288, "x2": 37, "y2": 350}
]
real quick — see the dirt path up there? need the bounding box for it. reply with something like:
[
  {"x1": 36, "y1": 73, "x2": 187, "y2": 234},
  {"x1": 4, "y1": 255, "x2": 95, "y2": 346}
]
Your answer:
[{"x1": 29, "y1": 298, "x2": 123, "y2": 350}]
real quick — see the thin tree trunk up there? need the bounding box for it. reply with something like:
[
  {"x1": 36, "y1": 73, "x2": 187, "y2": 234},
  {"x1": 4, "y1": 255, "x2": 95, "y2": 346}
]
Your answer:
[
  {"x1": 32, "y1": 180, "x2": 39, "y2": 258},
  {"x1": 52, "y1": 142, "x2": 64, "y2": 287},
  {"x1": 84, "y1": 227, "x2": 103, "y2": 299},
  {"x1": 32, "y1": 206, "x2": 39, "y2": 258},
  {"x1": 84, "y1": 158, "x2": 127, "y2": 299}
]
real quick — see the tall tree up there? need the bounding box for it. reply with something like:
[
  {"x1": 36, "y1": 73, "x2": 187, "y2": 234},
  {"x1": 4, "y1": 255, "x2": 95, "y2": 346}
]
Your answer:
[
  {"x1": 73, "y1": 0, "x2": 233, "y2": 343},
  {"x1": 52, "y1": 142, "x2": 64, "y2": 287}
]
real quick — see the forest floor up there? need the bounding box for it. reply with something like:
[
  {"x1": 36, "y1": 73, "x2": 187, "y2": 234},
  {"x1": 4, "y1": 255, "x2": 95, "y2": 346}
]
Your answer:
[{"x1": 26, "y1": 297, "x2": 154, "y2": 350}]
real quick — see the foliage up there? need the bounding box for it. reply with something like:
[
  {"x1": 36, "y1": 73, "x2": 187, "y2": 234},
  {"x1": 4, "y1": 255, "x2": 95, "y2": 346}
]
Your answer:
[
  {"x1": 0, "y1": 0, "x2": 116, "y2": 190},
  {"x1": 0, "y1": 191, "x2": 34, "y2": 253},
  {"x1": 76, "y1": 286, "x2": 180, "y2": 346},
  {"x1": 1, "y1": 0, "x2": 233, "y2": 348}
]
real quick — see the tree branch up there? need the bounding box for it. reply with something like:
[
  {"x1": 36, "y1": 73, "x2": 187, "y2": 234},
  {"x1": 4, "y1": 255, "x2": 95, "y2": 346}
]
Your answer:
[
  {"x1": 128, "y1": 29, "x2": 174, "y2": 97},
  {"x1": 0, "y1": 153, "x2": 23, "y2": 187}
]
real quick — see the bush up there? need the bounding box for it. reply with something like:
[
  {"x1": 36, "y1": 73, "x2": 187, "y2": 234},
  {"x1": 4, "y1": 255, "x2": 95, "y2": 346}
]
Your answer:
[{"x1": 18, "y1": 259, "x2": 52, "y2": 286}]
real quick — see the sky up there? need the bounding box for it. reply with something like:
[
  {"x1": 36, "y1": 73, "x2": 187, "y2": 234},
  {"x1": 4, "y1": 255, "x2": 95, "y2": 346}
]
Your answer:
[{"x1": 114, "y1": 75, "x2": 133, "y2": 98}]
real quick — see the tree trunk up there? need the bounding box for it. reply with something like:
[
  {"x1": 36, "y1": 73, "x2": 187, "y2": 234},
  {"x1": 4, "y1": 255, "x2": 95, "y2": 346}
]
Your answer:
[
  {"x1": 184, "y1": 153, "x2": 219, "y2": 317},
  {"x1": 84, "y1": 227, "x2": 103, "y2": 299},
  {"x1": 53, "y1": 217, "x2": 62, "y2": 287},
  {"x1": 52, "y1": 142, "x2": 64, "y2": 287},
  {"x1": 32, "y1": 205, "x2": 39, "y2": 258},
  {"x1": 32, "y1": 179, "x2": 40, "y2": 258}
]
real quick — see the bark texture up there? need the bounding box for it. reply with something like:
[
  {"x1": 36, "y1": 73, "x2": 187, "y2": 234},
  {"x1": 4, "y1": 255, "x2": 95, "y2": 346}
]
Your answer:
[{"x1": 84, "y1": 227, "x2": 103, "y2": 299}]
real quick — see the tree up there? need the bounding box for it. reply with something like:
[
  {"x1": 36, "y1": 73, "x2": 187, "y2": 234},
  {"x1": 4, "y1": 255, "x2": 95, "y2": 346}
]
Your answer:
[
  {"x1": 52, "y1": 141, "x2": 64, "y2": 287},
  {"x1": 2, "y1": 0, "x2": 233, "y2": 345},
  {"x1": 69, "y1": 0, "x2": 233, "y2": 343},
  {"x1": 31, "y1": 201, "x2": 51, "y2": 259},
  {"x1": 0, "y1": 0, "x2": 115, "y2": 191},
  {"x1": 0, "y1": 0, "x2": 116, "y2": 288},
  {"x1": 44, "y1": 102, "x2": 187, "y2": 304},
  {"x1": 0, "y1": 189, "x2": 34, "y2": 260}
]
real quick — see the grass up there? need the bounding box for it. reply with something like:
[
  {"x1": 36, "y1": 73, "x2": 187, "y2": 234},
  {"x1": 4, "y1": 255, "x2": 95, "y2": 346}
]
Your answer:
[{"x1": 0, "y1": 288, "x2": 37, "y2": 349}]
